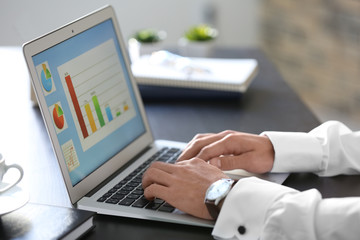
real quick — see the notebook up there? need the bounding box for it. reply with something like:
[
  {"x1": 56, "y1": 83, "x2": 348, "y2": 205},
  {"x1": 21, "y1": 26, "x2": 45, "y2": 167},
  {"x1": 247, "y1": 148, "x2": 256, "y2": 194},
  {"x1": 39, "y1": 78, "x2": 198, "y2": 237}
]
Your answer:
[
  {"x1": 1, "y1": 203, "x2": 95, "y2": 239},
  {"x1": 23, "y1": 5, "x2": 288, "y2": 228},
  {"x1": 131, "y1": 51, "x2": 258, "y2": 93}
]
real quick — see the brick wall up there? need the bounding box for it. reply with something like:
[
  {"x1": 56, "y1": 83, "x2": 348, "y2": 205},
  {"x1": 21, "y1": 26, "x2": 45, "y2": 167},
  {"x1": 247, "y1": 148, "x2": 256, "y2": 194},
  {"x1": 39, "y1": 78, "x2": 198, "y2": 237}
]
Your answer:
[{"x1": 260, "y1": 0, "x2": 360, "y2": 129}]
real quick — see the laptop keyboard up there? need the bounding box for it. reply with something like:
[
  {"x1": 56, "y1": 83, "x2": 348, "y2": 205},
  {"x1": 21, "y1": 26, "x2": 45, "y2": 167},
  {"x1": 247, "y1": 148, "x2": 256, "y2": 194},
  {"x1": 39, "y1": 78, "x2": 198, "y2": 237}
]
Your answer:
[{"x1": 97, "y1": 147, "x2": 181, "y2": 213}]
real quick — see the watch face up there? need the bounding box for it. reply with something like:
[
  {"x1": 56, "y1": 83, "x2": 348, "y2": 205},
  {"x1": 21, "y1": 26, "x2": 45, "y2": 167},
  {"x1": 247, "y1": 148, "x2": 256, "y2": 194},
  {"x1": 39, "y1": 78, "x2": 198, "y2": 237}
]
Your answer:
[{"x1": 206, "y1": 179, "x2": 233, "y2": 200}]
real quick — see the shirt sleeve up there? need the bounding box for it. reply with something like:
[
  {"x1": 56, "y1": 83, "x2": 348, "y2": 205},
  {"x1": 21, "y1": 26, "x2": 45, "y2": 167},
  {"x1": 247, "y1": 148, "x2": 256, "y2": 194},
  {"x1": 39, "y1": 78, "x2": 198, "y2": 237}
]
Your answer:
[
  {"x1": 213, "y1": 177, "x2": 360, "y2": 240},
  {"x1": 262, "y1": 121, "x2": 360, "y2": 176}
]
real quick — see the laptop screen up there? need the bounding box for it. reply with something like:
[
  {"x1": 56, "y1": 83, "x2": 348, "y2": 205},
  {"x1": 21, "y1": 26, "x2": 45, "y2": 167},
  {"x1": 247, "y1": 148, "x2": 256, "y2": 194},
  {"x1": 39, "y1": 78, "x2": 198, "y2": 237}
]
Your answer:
[{"x1": 31, "y1": 19, "x2": 146, "y2": 186}]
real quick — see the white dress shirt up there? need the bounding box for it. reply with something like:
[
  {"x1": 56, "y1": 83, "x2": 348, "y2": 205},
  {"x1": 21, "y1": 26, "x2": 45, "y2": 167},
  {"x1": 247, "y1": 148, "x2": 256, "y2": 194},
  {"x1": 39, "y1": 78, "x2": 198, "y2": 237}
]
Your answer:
[{"x1": 213, "y1": 121, "x2": 360, "y2": 240}]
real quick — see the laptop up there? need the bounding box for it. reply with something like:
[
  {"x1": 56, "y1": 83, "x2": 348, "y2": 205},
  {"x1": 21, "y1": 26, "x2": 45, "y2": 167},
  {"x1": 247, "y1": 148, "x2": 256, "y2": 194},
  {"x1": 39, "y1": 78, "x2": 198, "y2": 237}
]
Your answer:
[{"x1": 23, "y1": 5, "x2": 288, "y2": 228}]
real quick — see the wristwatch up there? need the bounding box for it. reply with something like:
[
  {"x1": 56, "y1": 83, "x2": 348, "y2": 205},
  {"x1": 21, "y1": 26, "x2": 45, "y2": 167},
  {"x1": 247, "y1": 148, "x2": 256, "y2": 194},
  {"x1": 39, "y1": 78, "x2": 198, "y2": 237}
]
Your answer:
[{"x1": 204, "y1": 178, "x2": 235, "y2": 219}]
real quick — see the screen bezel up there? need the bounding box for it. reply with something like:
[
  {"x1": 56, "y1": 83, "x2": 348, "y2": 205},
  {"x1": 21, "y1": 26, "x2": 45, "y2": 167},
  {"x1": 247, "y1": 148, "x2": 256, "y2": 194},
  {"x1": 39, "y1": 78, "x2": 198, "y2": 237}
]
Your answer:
[{"x1": 23, "y1": 5, "x2": 154, "y2": 204}]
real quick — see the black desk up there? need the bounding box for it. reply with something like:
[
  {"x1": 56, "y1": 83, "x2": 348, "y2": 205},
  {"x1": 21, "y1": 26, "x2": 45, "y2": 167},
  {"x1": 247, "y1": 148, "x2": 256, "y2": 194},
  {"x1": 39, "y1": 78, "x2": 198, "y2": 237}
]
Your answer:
[
  {"x1": 144, "y1": 48, "x2": 320, "y2": 142},
  {"x1": 1, "y1": 47, "x2": 358, "y2": 239}
]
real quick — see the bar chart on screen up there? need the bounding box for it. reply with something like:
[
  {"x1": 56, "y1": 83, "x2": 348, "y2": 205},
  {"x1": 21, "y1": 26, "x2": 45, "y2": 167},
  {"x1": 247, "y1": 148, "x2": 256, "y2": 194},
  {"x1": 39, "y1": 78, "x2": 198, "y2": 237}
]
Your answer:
[{"x1": 58, "y1": 39, "x2": 136, "y2": 151}]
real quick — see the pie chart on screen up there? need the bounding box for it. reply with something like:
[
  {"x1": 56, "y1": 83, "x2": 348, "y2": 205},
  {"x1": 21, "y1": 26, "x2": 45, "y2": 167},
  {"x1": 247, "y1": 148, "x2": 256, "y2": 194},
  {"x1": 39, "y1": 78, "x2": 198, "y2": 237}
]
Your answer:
[
  {"x1": 53, "y1": 104, "x2": 65, "y2": 129},
  {"x1": 41, "y1": 63, "x2": 52, "y2": 92}
]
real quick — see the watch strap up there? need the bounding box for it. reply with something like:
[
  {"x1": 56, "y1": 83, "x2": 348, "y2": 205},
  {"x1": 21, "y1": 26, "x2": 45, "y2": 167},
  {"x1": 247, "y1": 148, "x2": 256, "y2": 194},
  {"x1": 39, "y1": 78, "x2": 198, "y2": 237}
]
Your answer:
[{"x1": 205, "y1": 198, "x2": 221, "y2": 219}]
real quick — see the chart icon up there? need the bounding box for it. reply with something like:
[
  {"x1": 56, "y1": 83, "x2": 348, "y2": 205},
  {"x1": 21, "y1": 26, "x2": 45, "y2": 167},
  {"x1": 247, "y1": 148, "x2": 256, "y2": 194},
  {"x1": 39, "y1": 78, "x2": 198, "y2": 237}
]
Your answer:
[
  {"x1": 36, "y1": 61, "x2": 56, "y2": 95},
  {"x1": 49, "y1": 102, "x2": 68, "y2": 133},
  {"x1": 53, "y1": 104, "x2": 65, "y2": 129},
  {"x1": 41, "y1": 64, "x2": 52, "y2": 91}
]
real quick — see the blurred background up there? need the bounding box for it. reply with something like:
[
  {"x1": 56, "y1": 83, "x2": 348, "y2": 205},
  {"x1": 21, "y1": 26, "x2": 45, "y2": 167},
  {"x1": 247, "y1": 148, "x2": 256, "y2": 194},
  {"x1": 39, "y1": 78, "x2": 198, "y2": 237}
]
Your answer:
[{"x1": 1, "y1": 0, "x2": 359, "y2": 130}]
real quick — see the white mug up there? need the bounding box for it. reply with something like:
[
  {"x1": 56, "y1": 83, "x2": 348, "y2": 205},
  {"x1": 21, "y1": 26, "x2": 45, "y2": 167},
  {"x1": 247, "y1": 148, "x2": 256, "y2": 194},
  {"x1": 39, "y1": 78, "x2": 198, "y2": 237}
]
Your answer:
[{"x1": 0, "y1": 153, "x2": 24, "y2": 193}]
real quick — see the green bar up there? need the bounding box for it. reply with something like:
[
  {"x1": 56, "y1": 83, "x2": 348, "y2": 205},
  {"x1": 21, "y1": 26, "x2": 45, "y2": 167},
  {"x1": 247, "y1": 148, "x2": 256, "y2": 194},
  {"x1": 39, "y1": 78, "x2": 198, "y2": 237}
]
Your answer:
[{"x1": 92, "y1": 95, "x2": 105, "y2": 127}]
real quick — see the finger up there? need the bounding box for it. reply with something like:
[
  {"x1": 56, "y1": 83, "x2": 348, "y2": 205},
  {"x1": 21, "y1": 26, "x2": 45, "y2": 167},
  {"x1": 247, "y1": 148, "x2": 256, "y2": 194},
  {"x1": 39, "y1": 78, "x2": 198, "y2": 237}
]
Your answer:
[
  {"x1": 196, "y1": 139, "x2": 234, "y2": 162},
  {"x1": 142, "y1": 167, "x2": 172, "y2": 189},
  {"x1": 177, "y1": 130, "x2": 235, "y2": 162},
  {"x1": 143, "y1": 183, "x2": 169, "y2": 201},
  {"x1": 175, "y1": 157, "x2": 205, "y2": 167},
  {"x1": 176, "y1": 133, "x2": 213, "y2": 162},
  {"x1": 209, "y1": 155, "x2": 248, "y2": 171},
  {"x1": 196, "y1": 133, "x2": 253, "y2": 161}
]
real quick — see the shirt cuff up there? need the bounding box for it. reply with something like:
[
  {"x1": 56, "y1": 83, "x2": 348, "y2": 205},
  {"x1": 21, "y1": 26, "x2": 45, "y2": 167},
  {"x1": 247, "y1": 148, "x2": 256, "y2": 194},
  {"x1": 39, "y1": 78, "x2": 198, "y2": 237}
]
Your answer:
[
  {"x1": 261, "y1": 131, "x2": 325, "y2": 173},
  {"x1": 212, "y1": 177, "x2": 298, "y2": 240}
]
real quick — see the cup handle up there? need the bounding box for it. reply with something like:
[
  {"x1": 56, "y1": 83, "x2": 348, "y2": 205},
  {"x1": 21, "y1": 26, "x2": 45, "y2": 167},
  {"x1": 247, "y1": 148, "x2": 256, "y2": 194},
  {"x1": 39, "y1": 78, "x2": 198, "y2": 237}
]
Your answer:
[{"x1": 0, "y1": 163, "x2": 24, "y2": 193}]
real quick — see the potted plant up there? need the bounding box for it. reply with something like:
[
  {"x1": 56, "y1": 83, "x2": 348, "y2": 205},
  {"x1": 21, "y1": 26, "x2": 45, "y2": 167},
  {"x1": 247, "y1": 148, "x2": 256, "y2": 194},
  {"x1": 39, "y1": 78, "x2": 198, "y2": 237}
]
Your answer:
[
  {"x1": 128, "y1": 29, "x2": 166, "y2": 62},
  {"x1": 178, "y1": 24, "x2": 218, "y2": 57}
]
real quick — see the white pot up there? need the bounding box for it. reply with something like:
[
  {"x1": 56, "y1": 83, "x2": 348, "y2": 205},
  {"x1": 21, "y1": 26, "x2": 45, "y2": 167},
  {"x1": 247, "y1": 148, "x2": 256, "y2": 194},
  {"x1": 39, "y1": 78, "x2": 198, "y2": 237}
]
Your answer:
[
  {"x1": 128, "y1": 38, "x2": 164, "y2": 62},
  {"x1": 177, "y1": 37, "x2": 215, "y2": 58}
]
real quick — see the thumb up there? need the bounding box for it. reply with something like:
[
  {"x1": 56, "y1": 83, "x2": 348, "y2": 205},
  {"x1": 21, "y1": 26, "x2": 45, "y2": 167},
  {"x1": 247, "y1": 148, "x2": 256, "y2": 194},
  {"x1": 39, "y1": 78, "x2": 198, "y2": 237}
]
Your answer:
[
  {"x1": 209, "y1": 155, "x2": 245, "y2": 171},
  {"x1": 209, "y1": 154, "x2": 272, "y2": 174}
]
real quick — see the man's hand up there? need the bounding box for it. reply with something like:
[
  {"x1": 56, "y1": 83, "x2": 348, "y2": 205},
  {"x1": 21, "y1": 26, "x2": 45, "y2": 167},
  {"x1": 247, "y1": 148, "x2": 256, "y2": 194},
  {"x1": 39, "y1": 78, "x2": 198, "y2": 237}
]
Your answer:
[
  {"x1": 177, "y1": 131, "x2": 275, "y2": 174},
  {"x1": 142, "y1": 158, "x2": 228, "y2": 220}
]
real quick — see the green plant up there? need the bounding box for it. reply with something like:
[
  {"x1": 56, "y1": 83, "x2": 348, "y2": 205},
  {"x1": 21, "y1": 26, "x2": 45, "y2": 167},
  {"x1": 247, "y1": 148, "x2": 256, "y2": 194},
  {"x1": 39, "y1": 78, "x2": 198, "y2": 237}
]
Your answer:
[
  {"x1": 184, "y1": 24, "x2": 218, "y2": 42},
  {"x1": 133, "y1": 29, "x2": 165, "y2": 43}
]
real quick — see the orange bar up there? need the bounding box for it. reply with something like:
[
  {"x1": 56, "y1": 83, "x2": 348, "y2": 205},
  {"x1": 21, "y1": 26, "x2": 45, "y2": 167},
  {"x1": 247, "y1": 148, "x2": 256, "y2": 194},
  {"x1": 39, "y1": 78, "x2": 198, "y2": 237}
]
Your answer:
[{"x1": 65, "y1": 74, "x2": 89, "y2": 138}]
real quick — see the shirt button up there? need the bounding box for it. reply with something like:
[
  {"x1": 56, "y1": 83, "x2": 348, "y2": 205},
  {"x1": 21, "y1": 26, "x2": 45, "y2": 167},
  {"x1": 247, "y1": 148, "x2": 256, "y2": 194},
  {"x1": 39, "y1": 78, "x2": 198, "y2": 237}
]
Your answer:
[{"x1": 238, "y1": 225, "x2": 246, "y2": 235}]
